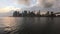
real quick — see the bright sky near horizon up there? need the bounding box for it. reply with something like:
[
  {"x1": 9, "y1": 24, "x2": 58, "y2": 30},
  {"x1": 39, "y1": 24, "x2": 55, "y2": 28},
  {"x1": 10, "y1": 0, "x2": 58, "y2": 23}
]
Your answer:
[{"x1": 0, "y1": 0, "x2": 21, "y2": 13}]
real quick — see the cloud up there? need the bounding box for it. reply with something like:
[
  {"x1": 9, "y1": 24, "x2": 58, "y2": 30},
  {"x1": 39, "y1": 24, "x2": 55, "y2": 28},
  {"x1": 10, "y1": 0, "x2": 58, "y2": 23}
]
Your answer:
[
  {"x1": 33, "y1": 0, "x2": 60, "y2": 12},
  {"x1": 0, "y1": 6, "x2": 21, "y2": 13},
  {"x1": 13, "y1": 0, "x2": 60, "y2": 12},
  {"x1": 18, "y1": 0, "x2": 30, "y2": 6},
  {"x1": 17, "y1": 0, "x2": 38, "y2": 8}
]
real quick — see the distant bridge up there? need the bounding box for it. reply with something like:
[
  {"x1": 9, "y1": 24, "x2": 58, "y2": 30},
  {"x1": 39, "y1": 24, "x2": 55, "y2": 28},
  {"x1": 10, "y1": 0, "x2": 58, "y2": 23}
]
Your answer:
[
  {"x1": 54, "y1": 12, "x2": 60, "y2": 14},
  {"x1": 54, "y1": 12, "x2": 60, "y2": 16}
]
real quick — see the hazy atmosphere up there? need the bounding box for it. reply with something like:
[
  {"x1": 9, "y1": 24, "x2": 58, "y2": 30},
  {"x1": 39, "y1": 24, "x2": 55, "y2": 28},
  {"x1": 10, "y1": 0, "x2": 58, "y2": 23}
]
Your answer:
[{"x1": 0, "y1": 0, "x2": 60, "y2": 16}]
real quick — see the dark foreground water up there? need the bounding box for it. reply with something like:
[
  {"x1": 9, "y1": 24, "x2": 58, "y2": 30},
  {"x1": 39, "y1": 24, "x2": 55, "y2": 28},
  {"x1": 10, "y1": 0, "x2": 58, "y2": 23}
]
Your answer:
[{"x1": 0, "y1": 17, "x2": 60, "y2": 34}]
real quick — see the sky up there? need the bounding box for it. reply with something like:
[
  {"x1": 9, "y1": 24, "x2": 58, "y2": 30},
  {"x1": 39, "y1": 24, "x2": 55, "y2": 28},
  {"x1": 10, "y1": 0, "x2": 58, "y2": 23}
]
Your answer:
[
  {"x1": 0, "y1": 0, "x2": 60, "y2": 13},
  {"x1": 0, "y1": 0, "x2": 20, "y2": 13}
]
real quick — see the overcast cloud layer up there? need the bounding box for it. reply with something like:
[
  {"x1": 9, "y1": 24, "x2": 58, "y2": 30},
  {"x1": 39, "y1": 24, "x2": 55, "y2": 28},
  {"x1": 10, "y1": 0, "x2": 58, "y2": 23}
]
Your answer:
[{"x1": 17, "y1": 0, "x2": 60, "y2": 12}]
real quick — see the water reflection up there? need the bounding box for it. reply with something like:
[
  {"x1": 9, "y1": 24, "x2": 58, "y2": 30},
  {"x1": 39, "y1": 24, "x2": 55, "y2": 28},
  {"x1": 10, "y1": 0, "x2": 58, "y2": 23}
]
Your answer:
[
  {"x1": 17, "y1": 17, "x2": 54, "y2": 34},
  {"x1": 0, "y1": 17, "x2": 23, "y2": 34},
  {"x1": 0, "y1": 17, "x2": 60, "y2": 34},
  {"x1": 43, "y1": 17, "x2": 54, "y2": 34}
]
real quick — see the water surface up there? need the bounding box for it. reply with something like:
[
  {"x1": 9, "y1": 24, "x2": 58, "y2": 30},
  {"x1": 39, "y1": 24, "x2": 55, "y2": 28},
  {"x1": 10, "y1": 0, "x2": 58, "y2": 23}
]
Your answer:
[{"x1": 0, "y1": 17, "x2": 60, "y2": 34}]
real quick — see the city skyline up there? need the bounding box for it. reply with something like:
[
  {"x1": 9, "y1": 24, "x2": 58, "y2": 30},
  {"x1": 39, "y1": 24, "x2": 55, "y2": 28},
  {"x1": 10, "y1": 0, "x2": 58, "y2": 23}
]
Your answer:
[
  {"x1": 0, "y1": 0, "x2": 60, "y2": 16},
  {"x1": 13, "y1": 10, "x2": 60, "y2": 17}
]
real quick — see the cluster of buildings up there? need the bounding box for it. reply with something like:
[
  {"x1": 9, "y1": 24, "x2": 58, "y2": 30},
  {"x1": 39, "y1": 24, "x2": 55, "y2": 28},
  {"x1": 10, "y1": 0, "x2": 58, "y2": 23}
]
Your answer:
[{"x1": 13, "y1": 10, "x2": 60, "y2": 17}]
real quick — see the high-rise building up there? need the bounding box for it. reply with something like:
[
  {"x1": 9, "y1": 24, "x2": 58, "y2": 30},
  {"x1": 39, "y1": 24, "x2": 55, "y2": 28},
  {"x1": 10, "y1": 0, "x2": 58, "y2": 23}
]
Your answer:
[
  {"x1": 36, "y1": 10, "x2": 41, "y2": 17},
  {"x1": 23, "y1": 10, "x2": 27, "y2": 17},
  {"x1": 50, "y1": 11, "x2": 56, "y2": 17},
  {"x1": 45, "y1": 11, "x2": 50, "y2": 17},
  {"x1": 13, "y1": 11, "x2": 18, "y2": 17}
]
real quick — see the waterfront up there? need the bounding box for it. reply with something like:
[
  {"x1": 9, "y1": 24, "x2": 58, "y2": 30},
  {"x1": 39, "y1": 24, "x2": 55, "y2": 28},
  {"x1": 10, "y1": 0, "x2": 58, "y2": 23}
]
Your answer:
[{"x1": 0, "y1": 17, "x2": 60, "y2": 34}]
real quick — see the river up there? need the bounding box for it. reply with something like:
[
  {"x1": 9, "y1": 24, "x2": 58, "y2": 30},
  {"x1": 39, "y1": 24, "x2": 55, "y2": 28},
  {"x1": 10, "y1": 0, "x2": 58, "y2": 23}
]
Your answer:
[{"x1": 0, "y1": 17, "x2": 60, "y2": 34}]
